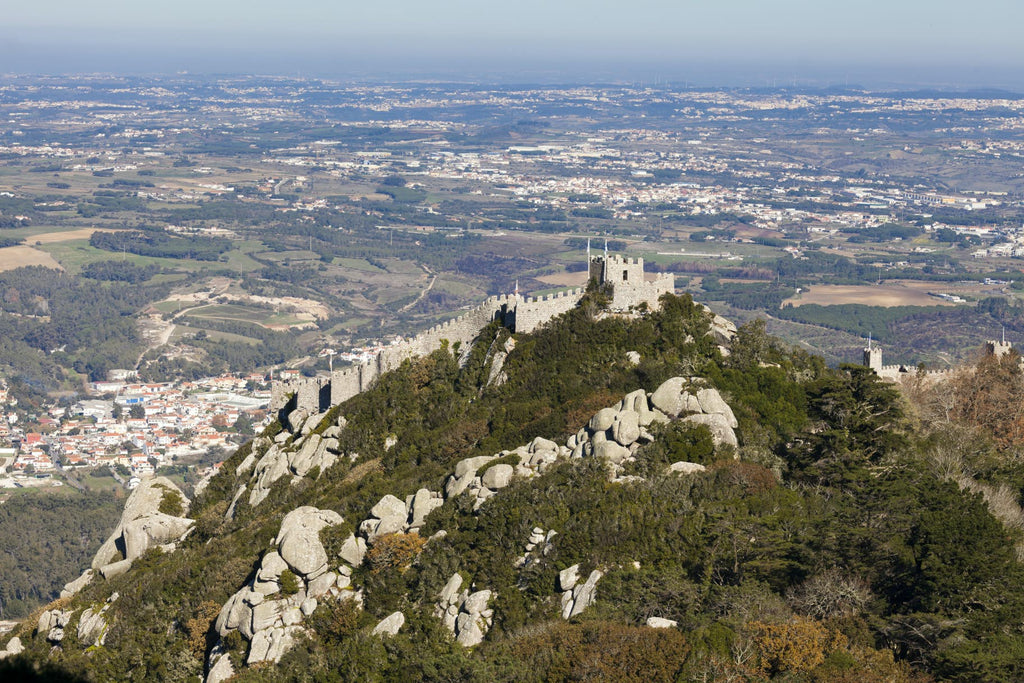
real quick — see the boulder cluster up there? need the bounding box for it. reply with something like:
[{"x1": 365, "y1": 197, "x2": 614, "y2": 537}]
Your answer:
[
  {"x1": 36, "y1": 608, "x2": 72, "y2": 644},
  {"x1": 231, "y1": 411, "x2": 345, "y2": 511},
  {"x1": 359, "y1": 488, "x2": 444, "y2": 540},
  {"x1": 35, "y1": 592, "x2": 118, "y2": 648},
  {"x1": 349, "y1": 374, "x2": 740, "y2": 628},
  {"x1": 650, "y1": 378, "x2": 739, "y2": 449},
  {"x1": 514, "y1": 526, "x2": 556, "y2": 568},
  {"x1": 565, "y1": 377, "x2": 738, "y2": 478},
  {"x1": 434, "y1": 574, "x2": 494, "y2": 647},
  {"x1": 208, "y1": 506, "x2": 360, "y2": 682},
  {"x1": 557, "y1": 565, "x2": 603, "y2": 619}
]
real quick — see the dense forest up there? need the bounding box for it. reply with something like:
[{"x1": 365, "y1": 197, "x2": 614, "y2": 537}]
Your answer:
[{"x1": 0, "y1": 490, "x2": 123, "y2": 619}]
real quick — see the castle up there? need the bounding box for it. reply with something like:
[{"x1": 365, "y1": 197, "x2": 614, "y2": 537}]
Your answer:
[
  {"x1": 271, "y1": 249, "x2": 674, "y2": 413},
  {"x1": 863, "y1": 336, "x2": 1013, "y2": 383}
]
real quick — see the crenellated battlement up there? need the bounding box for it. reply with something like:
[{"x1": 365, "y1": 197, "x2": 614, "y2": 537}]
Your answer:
[
  {"x1": 272, "y1": 254, "x2": 673, "y2": 413},
  {"x1": 865, "y1": 338, "x2": 1016, "y2": 385},
  {"x1": 523, "y1": 288, "x2": 584, "y2": 305}
]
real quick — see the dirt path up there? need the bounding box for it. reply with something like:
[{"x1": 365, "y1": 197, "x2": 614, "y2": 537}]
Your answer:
[
  {"x1": 135, "y1": 316, "x2": 177, "y2": 369},
  {"x1": 398, "y1": 265, "x2": 437, "y2": 313}
]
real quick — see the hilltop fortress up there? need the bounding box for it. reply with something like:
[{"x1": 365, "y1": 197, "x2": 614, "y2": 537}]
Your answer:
[
  {"x1": 271, "y1": 250, "x2": 674, "y2": 414},
  {"x1": 864, "y1": 337, "x2": 1013, "y2": 383}
]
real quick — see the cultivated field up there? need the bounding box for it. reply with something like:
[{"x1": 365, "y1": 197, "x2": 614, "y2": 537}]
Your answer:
[
  {"x1": 29, "y1": 227, "x2": 120, "y2": 244},
  {"x1": 785, "y1": 283, "x2": 963, "y2": 307},
  {"x1": 0, "y1": 246, "x2": 63, "y2": 271}
]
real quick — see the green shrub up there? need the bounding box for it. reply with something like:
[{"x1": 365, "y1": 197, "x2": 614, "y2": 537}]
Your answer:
[
  {"x1": 279, "y1": 569, "x2": 300, "y2": 595},
  {"x1": 156, "y1": 485, "x2": 186, "y2": 517}
]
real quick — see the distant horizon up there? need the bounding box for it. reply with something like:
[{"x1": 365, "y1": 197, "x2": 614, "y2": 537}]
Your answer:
[
  {"x1": 2, "y1": 0, "x2": 1022, "y2": 91},
  {"x1": 2, "y1": 53, "x2": 1023, "y2": 94}
]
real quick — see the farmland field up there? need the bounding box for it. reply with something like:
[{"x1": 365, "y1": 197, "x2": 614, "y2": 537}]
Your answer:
[
  {"x1": 785, "y1": 283, "x2": 961, "y2": 307},
  {"x1": 30, "y1": 227, "x2": 122, "y2": 244},
  {"x1": 0, "y1": 245, "x2": 63, "y2": 271}
]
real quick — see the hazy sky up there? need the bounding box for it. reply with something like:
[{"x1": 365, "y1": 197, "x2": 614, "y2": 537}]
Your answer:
[{"x1": 3, "y1": 1, "x2": 1023, "y2": 86}]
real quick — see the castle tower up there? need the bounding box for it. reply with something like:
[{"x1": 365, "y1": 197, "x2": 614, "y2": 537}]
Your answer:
[
  {"x1": 986, "y1": 340, "x2": 1012, "y2": 357},
  {"x1": 864, "y1": 336, "x2": 883, "y2": 373},
  {"x1": 588, "y1": 249, "x2": 606, "y2": 283}
]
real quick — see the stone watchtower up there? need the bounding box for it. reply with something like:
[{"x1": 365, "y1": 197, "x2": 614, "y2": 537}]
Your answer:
[
  {"x1": 586, "y1": 240, "x2": 674, "y2": 311},
  {"x1": 986, "y1": 336, "x2": 1012, "y2": 358},
  {"x1": 864, "y1": 337, "x2": 883, "y2": 373}
]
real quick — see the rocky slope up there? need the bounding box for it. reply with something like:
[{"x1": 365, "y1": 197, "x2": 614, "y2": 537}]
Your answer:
[
  {"x1": 3, "y1": 292, "x2": 1023, "y2": 682},
  {"x1": 203, "y1": 369, "x2": 740, "y2": 681}
]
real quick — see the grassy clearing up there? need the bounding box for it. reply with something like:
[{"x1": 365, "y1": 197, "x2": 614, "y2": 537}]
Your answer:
[
  {"x1": 152, "y1": 300, "x2": 185, "y2": 313},
  {"x1": 30, "y1": 228, "x2": 123, "y2": 244},
  {"x1": 38, "y1": 240, "x2": 206, "y2": 274},
  {"x1": 37, "y1": 238, "x2": 265, "y2": 275},
  {"x1": 785, "y1": 284, "x2": 960, "y2": 308},
  {"x1": 146, "y1": 273, "x2": 190, "y2": 286},
  {"x1": 373, "y1": 287, "x2": 418, "y2": 306},
  {"x1": 327, "y1": 317, "x2": 372, "y2": 333},
  {"x1": 432, "y1": 278, "x2": 479, "y2": 297},
  {"x1": 379, "y1": 258, "x2": 422, "y2": 275},
  {"x1": 75, "y1": 472, "x2": 126, "y2": 494},
  {"x1": 263, "y1": 312, "x2": 311, "y2": 327},
  {"x1": 254, "y1": 249, "x2": 319, "y2": 263},
  {"x1": 333, "y1": 257, "x2": 386, "y2": 273},
  {"x1": 222, "y1": 240, "x2": 266, "y2": 273}
]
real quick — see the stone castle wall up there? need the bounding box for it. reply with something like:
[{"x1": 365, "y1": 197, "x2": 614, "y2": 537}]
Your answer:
[
  {"x1": 272, "y1": 255, "x2": 672, "y2": 414},
  {"x1": 612, "y1": 272, "x2": 675, "y2": 311},
  {"x1": 273, "y1": 294, "x2": 519, "y2": 413},
  {"x1": 867, "y1": 339, "x2": 1012, "y2": 385},
  {"x1": 511, "y1": 289, "x2": 585, "y2": 334}
]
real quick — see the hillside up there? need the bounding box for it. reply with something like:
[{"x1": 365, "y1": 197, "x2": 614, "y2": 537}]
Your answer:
[{"x1": 2, "y1": 290, "x2": 1024, "y2": 682}]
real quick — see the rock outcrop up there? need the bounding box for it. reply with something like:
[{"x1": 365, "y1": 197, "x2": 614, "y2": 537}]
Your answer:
[
  {"x1": 89, "y1": 477, "x2": 194, "y2": 580},
  {"x1": 649, "y1": 379, "x2": 739, "y2": 449},
  {"x1": 77, "y1": 593, "x2": 118, "y2": 648},
  {"x1": 220, "y1": 370, "x2": 739, "y2": 670},
  {"x1": 515, "y1": 527, "x2": 556, "y2": 568},
  {"x1": 61, "y1": 569, "x2": 95, "y2": 599},
  {"x1": 339, "y1": 377, "x2": 739, "y2": 646},
  {"x1": 357, "y1": 489, "x2": 445, "y2": 541},
  {"x1": 233, "y1": 414, "x2": 345, "y2": 512},
  {"x1": 0, "y1": 636, "x2": 23, "y2": 660},
  {"x1": 371, "y1": 611, "x2": 405, "y2": 637},
  {"x1": 208, "y1": 506, "x2": 360, "y2": 680},
  {"x1": 485, "y1": 334, "x2": 516, "y2": 388},
  {"x1": 667, "y1": 461, "x2": 707, "y2": 475},
  {"x1": 36, "y1": 608, "x2": 73, "y2": 644},
  {"x1": 702, "y1": 304, "x2": 738, "y2": 351},
  {"x1": 434, "y1": 574, "x2": 494, "y2": 647},
  {"x1": 558, "y1": 566, "x2": 603, "y2": 619}
]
